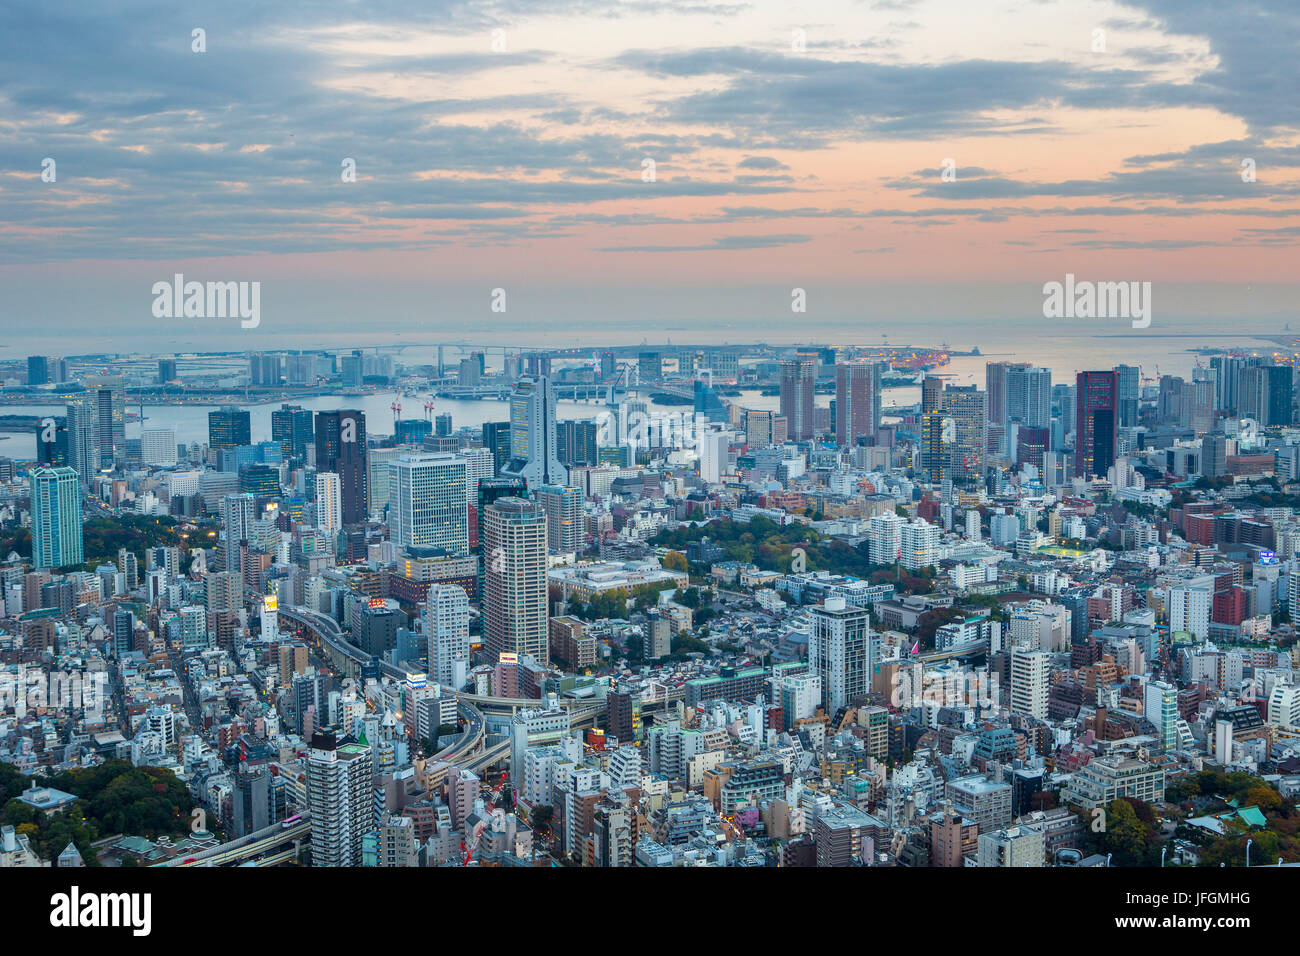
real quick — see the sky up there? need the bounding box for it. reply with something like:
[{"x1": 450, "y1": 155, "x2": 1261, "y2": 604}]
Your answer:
[{"x1": 2, "y1": 0, "x2": 1299, "y2": 349}]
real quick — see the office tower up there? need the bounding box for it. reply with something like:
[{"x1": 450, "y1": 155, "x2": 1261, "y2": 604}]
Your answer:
[
  {"x1": 141, "y1": 428, "x2": 177, "y2": 466},
  {"x1": 1239, "y1": 363, "x2": 1293, "y2": 427},
  {"x1": 158, "y1": 357, "x2": 178, "y2": 384},
  {"x1": 65, "y1": 400, "x2": 98, "y2": 485},
  {"x1": 1074, "y1": 371, "x2": 1118, "y2": 478},
  {"x1": 314, "y1": 410, "x2": 368, "y2": 525},
  {"x1": 835, "y1": 362, "x2": 879, "y2": 446},
  {"x1": 232, "y1": 767, "x2": 278, "y2": 838},
  {"x1": 117, "y1": 547, "x2": 139, "y2": 590},
  {"x1": 434, "y1": 412, "x2": 453, "y2": 437},
  {"x1": 35, "y1": 417, "x2": 69, "y2": 466},
  {"x1": 638, "y1": 351, "x2": 662, "y2": 382},
  {"x1": 1115, "y1": 364, "x2": 1140, "y2": 428},
  {"x1": 248, "y1": 352, "x2": 282, "y2": 386},
  {"x1": 808, "y1": 596, "x2": 874, "y2": 712},
  {"x1": 460, "y1": 445, "x2": 495, "y2": 504},
  {"x1": 482, "y1": 421, "x2": 511, "y2": 474},
  {"x1": 221, "y1": 493, "x2": 256, "y2": 574},
  {"x1": 921, "y1": 412, "x2": 951, "y2": 483},
  {"x1": 922, "y1": 375, "x2": 944, "y2": 414},
  {"x1": 305, "y1": 732, "x2": 372, "y2": 867},
  {"x1": 387, "y1": 454, "x2": 469, "y2": 555},
  {"x1": 316, "y1": 472, "x2": 342, "y2": 536},
  {"x1": 1015, "y1": 426, "x2": 1049, "y2": 474},
  {"x1": 985, "y1": 361, "x2": 1016, "y2": 429},
  {"x1": 1157, "y1": 375, "x2": 1185, "y2": 426},
  {"x1": 867, "y1": 513, "x2": 904, "y2": 566},
  {"x1": 1009, "y1": 649, "x2": 1049, "y2": 719},
  {"x1": 27, "y1": 355, "x2": 49, "y2": 386},
  {"x1": 600, "y1": 351, "x2": 617, "y2": 380},
  {"x1": 271, "y1": 404, "x2": 314, "y2": 460},
  {"x1": 1210, "y1": 355, "x2": 1243, "y2": 414},
  {"x1": 426, "y1": 583, "x2": 470, "y2": 687},
  {"x1": 483, "y1": 497, "x2": 549, "y2": 665},
  {"x1": 557, "y1": 420, "x2": 598, "y2": 468},
  {"x1": 744, "y1": 409, "x2": 786, "y2": 448},
  {"x1": 693, "y1": 378, "x2": 729, "y2": 423},
  {"x1": 698, "y1": 430, "x2": 730, "y2": 484},
  {"x1": 208, "y1": 405, "x2": 252, "y2": 450},
  {"x1": 536, "y1": 484, "x2": 584, "y2": 554},
  {"x1": 1202, "y1": 432, "x2": 1228, "y2": 478},
  {"x1": 500, "y1": 376, "x2": 566, "y2": 489},
  {"x1": 205, "y1": 569, "x2": 243, "y2": 613},
  {"x1": 478, "y1": 476, "x2": 527, "y2": 515},
  {"x1": 29, "y1": 466, "x2": 82, "y2": 569},
  {"x1": 944, "y1": 385, "x2": 987, "y2": 480},
  {"x1": 780, "y1": 359, "x2": 816, "y2": 441},
  {"x1": 90, "y1": 376, "x2": 126, "y2": 465},
  {"x1": 1007, "y1": 366, "x2": 1051, "y2": 429}
]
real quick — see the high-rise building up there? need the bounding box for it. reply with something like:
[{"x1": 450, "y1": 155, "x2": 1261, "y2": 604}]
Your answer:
[
  {"x1": 387, "y1": 454, "x2": 468, "y2": 555},
  {"x1": 536, "y1": 484, "x2": 584, "y2": 554},
  {"x1": 1010, "y1": 648, "x2": 1049, "y2": 719},
  {"x1": 314, "y1": 410, "x2": 368, "y2": 525},
  {"x1": 271, "y1": 404, "x2": 314, "y2": 460},
  {"x1": 158, "y1": 357, "x2": 178, "y2": 384},
  {"x1": 1074, "y1": 371, "x2": 1118, "y2": 479},
  {"x1": 835, "y1": 362, "x2": 879, "y2": 446},
  {"x1": 1115, "y1": 364, "x2": 1140, "y2": 428},
  {"x1": 922, "y1": 375, "x2": 944, "y2": 414},
  {"x1": 315, "y1": 472, "x2": 342, "y2": 536},
  {"x1": 500, "y1": 376, "x2": 566, "y2": 489},
  {"x1": 426, "y1": 583, "x2": 470, "y2": 688},
  {"x1": 1202, "y1": 432, "x2": 1228, "y2": 479},
  {"x1": 221, "y1": 493, "x2": 256, "y2": 575},
  {"x1": 65, "y1": 400, "x2": 98, "y2": 485},
  {"x1": 867, "y1": 513, "x2": 904, "y2": 566},
  {"x1": 900, "y1": 519, "x2": 941, "y2": 570},
  {"x1": 1007, "y1": 366, "x2": 1051, "y2": 429},
  {"x1": 780, "y1": 359, "x2": 816, "y2": 441},
  {"x1": 141, "y1": 428, "x2": 177, "y2": 466},
  {"x1": 30, "y1": 466, "x2": 82, "y2": 569},
  {"x1": 305, "y1": 732, "x2": 372, "y2": 867},
  {"x1": 482, "y1": 421, "x2": 511, "y2": 474},
  {"x1": 985, "y1": 361, "x2": 1016, "y2": 429},
  {"x1": 483, "y1": 497, "x2": 549, "y2": 664},
  {"x1": 90, "y1": 377, "x2": 126, "y2": 465},
  {"x1": 208, "y1": 405, "x2": 251, "y2": 450},
  {"x1": 808, "y1": 596, "x2": 875, "y2": 712},
  {"x1": 944, "y1": 385, "x2": 987, "y2": 480},
  {"x1": 35, "y1": 417, "x2": 69, "y2": 466},
  {"x1": 27, "y1": 355, "x2": 49, "y2": 386},
  {"x1": 921, "y1": 412, "x2": 951, "y2": 484}
]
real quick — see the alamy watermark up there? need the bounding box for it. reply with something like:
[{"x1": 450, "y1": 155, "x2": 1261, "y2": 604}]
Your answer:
[
  {"x1": 151, "y1": 274, "x2": 260, "y2": 328},
  {"x1": 1042, "y1": 273, "x2": 1151, "y2": 329}
]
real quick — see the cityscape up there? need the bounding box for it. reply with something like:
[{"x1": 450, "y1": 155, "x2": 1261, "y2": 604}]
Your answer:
[{"x1": 1, "y1": 0, "x2": 1297, "y2": 933}]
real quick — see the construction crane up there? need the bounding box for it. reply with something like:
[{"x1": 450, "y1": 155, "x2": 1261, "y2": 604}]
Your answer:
[
  {"x1": 390, "y1": 400, "x2": 401, "y2": 424},
  {"x1": 423, "y1": 399, "x2": 435, "y2": 420},
  {"x1": 460, "y1": 771, "x2": 510, "y2": 866}
]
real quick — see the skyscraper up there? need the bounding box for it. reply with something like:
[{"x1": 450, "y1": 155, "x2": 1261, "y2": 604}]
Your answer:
[
  {"x1": 271, "y1": 404, "x2": 314, "y2": 460},
  {"x1": 921, "y1": 411, "x2": 951, "y2": 484},
  {"x1": 536, "y1": 483, "x2": 584, "y2": 554},
  {"x1": 1010, "y1": 649, "x2": 1049, "y2": 719},
  {"x1": 482, "y1": 421, "x2": 511, "y2": 474},
  {"x1": 483, "y1": 497, "x2": 549, "y2": 665},
  {"x1": 1006, "y1": 365, "x2": 1051, "y2": 429},
  {"x1": 314, "y1": 410, "x2": 368, "y2": 525},
  {"x1": 835, "y1": 362, "x2": 879, "y2": 446},
  {"x1": 500, "y1": 376, "x2": 566, "y2": 489},
  {"x1": 305, "y1": 732, "x2": 372, "y2": 867},
  {"x1": 90, "y1": 376, "x2": 126, "y2": 465},
  {"x1": 1115, "y1": 364, "x2": 1140, "y2": 428},
  {"x1": 1074, "y1": 371, "x2": 1118, "y2": 479},
  {"x1": 221, "y1": 493, "x2": 256, "y2": 575},
  {"x1": 30, "y1": 466, "x2": 82, "y2": 569},
  {"x1": 316, "y1": 472, "x2": 342, "y2": 536},
  {"x1": 65, "y1": 400, "x2": 98, "y2": 485},
  {"x1": 387, "y1": 454, "x2": 469, "y2": 555},
  {"x1": 426, "y1": 583, "x2": 470, "y2": 687},
  {"x1": 944, "y1": 385, "x2": 987, "y2": 481},
  {"x1": 27, "y1": 355, "x2": 49, "y2": 386},
  {"x1": 922, "y1": 375, "x2": 944, "y2": 414},
  {"x1": 809, "y1": 596, "x2": 875, "y2": 712},
  {"x1": 780, "y1": 359, "x2": 816, "y2": 441},
  {"x1": 209, "y1": 405, "x2": 252, "y2": 450}
]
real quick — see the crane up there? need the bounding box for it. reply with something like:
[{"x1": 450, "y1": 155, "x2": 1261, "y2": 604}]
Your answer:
[
  {"x1": 423, "y1": 399, "x2": 435, "y2": 420},
  {"x1": 390, "y1": 400, "x2": 401, "y2": 424},
  {"x1": 460, "y1": 771, "x2": 510, "y2": 865}
]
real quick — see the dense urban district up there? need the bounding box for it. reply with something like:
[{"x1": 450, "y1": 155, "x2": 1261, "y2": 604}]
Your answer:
[{"x1": 2, "y1": 344, "x2": 1299, "y2": 870}]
